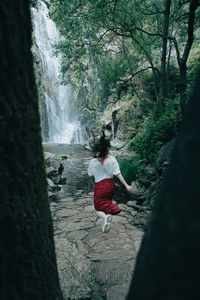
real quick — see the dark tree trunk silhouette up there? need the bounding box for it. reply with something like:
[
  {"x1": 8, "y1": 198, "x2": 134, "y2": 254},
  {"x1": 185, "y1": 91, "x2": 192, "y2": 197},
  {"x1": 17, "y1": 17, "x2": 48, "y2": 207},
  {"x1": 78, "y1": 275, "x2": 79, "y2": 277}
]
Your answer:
[
  {"x1": 173, "y1": 0, "x2": 199, "y2": 115},
  {"x1": 159, "y1": 0, "x2": 171, "y2": 112},
  {"x1": 127, "y1": 70, "x2": 200, "y2": 299},
  {"x1": 0, "y1": 1, "x2": 62, "y2": 299}
]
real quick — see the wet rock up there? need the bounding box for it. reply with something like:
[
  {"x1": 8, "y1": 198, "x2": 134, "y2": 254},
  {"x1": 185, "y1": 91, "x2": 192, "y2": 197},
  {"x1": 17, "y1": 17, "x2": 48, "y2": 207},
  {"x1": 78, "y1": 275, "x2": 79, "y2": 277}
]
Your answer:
[
  {"x1": 111, "y1": 137, "x2": 126, "y2": 150},
  {"x1": 44, "y1": 152, "x2": 64, "y2": 174},
  {"x1": 144, "y1": 166, "x2": 157, "y2": 177},
  {"x1": 51, "y1": 185, "x2": 61, "y2": 192},
  {"x1": 107, "y1": 283, "x2": 130, "y2": 300},
  {"x1": 77, "y1": 240, "x2": 89, "y2": 255},
  {"x1": 55, "y1": 209, "x2": 78, "y2": 218},
  {"x1": 129, "y1": 182, "x2": 145, "y2": 200},
  {"x1": 136, "y1": 192, "x2": 149, "y2": 205},
  {"x1": 58, "y1": 177, "x2": 66, "y2": 184},
  {"x1": 46, "y1": 166, "x2": 54, "y2": 176},
  {"x1": 129, "y1": 210, "x2": 137, "y2": 217},
  {"x1": 94, "y1": 261, "x2": 133, "y2": 286},
  {"x1": 111, "y1": 215, "x2": 129, "y2": 224},
  {"x1": 138, "y1": 178, "x2": 152, "y2": 188},
  {"x1": 48, "y1": 191, "x2": 60, "y2": 202},
  {"x1": 47, "y1": 178, "x2": 54, "y2": 187},
  {"x1": 117, "y1": 203, "x2": 130, "y2": 211},
  {"x1": 55, "y1": 237, "x2": 95, "y2": 300},
  {"x1": 51, "y1": 174, "x2": 62, "y2": 184},
  {"x1": 131, "y1": 210, "x2": 151, "y2": 230},
  {"x1": 87, "y1": 249, "x2": 134, "y2": 262},
  {"x1": 68, "y1": 230, "x2": 89, "y2": 242},
  {"x1": 126, "y1": 200, "x2": 137, "y2": 207},
  {"x1": 156, "y1": 138, "x2": 175, "y2": 174}
]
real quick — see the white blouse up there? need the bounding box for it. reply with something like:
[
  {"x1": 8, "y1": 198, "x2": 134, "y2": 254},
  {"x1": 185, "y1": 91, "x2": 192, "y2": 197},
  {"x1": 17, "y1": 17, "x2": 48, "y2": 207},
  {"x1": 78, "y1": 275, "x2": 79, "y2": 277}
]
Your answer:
[{"x1": 88, "y1": 155, "x2": 121, "y2": 183}]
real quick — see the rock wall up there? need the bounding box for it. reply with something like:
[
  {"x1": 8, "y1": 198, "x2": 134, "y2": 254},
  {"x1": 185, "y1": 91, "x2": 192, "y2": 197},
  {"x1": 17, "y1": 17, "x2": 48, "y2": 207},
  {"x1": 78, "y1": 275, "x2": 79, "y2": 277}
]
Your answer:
[{"x1": 32, "y1": 38, "x2": 49, "y2": 140}]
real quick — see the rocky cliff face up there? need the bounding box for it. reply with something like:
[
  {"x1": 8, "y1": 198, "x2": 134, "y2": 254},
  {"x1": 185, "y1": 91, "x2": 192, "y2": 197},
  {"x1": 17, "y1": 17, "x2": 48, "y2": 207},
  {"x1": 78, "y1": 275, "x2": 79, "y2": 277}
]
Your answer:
[
  {"x1": 85, "y1": 96, "x2": 141, "y2": 149},
  {"x1": 32, "y1": 40, "x2": 49, "y2": 140}
]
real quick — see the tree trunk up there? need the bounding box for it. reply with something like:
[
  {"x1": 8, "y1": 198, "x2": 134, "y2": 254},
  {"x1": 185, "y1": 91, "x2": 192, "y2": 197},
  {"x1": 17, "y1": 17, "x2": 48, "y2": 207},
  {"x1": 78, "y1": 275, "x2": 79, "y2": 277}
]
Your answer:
[
  {"x1": 179, "y1": 62, "x2": 187, "y2": 115},
  {"x1": 127, "y1": 71, "x2": 200, "y2": 299},
  {"x1": 174, "y1": 0, "x2": 199, "y2": 115},
  {"x1": 0, "y1": 1, "x2": 63, "y2": 299},
  {"x1": 159, "y1": 0, "x2": 171, "y2": 112}
]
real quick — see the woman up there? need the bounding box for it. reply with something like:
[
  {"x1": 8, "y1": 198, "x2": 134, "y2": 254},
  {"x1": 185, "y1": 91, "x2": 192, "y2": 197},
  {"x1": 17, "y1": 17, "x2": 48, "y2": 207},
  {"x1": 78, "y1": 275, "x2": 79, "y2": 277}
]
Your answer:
[{"x1": 88, "y1": 132, "x2": 132, "y2": 233}]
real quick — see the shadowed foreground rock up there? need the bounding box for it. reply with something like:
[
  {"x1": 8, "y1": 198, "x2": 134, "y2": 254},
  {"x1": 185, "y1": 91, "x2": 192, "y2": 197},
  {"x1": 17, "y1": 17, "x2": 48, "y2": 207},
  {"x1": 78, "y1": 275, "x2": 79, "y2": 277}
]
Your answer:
[
  {"x1": 127, "y1": 71, "x2": 200, "y2": 299},
  {"x1": 0, "y1": 1, "x2": 62, "y2": 299}
]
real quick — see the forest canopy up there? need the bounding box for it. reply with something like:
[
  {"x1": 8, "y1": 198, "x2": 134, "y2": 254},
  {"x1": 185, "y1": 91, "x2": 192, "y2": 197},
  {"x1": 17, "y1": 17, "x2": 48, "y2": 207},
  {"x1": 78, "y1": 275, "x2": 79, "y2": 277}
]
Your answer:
[{"x1": 47, "y1": 0, "x2": 200, "y2": 160}]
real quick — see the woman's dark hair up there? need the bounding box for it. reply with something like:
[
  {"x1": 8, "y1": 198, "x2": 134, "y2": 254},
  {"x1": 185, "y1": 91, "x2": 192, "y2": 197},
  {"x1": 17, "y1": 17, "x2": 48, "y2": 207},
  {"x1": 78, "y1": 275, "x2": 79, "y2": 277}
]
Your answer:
[{"x1": 93, "y1": 131, "x2": 111, "y2": 158}]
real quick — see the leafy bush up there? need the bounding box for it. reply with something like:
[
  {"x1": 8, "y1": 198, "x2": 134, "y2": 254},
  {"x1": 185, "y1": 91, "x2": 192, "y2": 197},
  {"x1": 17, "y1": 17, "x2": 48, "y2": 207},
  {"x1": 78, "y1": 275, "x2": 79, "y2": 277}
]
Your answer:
[
  {"x1": 130, "y1": 98, "x2": 181, "y2": 161},
  {"x1": 116, "y1": 157, "x2": 145, "y2": 185}
]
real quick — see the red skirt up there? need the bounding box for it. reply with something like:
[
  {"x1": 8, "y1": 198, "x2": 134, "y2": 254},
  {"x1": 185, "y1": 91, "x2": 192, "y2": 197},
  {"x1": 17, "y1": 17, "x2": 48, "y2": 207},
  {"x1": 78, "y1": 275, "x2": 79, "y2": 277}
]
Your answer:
[{"x1": 94, "y1": 178, "x2": 121, "y2": 215}]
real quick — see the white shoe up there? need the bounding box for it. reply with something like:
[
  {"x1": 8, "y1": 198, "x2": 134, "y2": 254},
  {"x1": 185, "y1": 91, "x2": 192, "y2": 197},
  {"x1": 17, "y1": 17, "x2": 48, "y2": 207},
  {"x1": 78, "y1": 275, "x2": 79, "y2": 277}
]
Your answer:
[{"x1": 102, "y1": 214, "x2": 112, "y2": 233}]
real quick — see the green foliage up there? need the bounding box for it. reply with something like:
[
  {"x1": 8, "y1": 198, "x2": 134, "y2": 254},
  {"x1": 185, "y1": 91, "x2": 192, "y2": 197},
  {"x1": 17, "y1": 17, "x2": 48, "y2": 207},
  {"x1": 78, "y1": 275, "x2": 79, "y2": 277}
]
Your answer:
[
  {"x1": 48, "y1": 0, "x2": 199, "y2": 151},
  {"x1": 116, "y1": 157, "x2": 145, "y2": 185},
  {"x1": 130, "y1": 98, "x2": 181, "y2": 161},
  {"x1": 187, "y1": 49, "x2": 200, "y2": 100},
  {"x1": 58, "y1": 153, "x2": 68, "y2": 160},
  {"x1": 98, "y1": 57, "x2": 127, "y2": 98},
  {"x1": 30, "y1": 0, "x2": 38, "y2": 7}
]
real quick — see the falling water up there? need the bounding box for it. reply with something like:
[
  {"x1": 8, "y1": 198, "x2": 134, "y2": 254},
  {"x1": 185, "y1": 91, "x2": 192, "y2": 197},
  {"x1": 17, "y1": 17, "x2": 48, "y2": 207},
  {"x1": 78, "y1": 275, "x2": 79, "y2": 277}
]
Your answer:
[{"x1": 32, "y1": 1, "x2": 86, "y2": 143}]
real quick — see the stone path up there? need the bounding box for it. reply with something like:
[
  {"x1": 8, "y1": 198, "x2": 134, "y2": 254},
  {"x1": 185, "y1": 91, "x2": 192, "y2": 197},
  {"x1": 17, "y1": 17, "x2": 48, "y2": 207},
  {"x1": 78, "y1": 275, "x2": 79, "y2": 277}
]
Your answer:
[{"x1": 46, "y1": 144, "x2": 144, "y2": 300}]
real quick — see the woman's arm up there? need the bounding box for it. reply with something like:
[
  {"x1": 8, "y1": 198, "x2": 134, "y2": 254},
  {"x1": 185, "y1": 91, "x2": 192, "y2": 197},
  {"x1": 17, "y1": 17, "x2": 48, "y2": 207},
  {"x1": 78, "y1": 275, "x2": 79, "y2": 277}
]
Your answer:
[{"x1": 116, "y1": 173, "x2": 132, "y2": 192}]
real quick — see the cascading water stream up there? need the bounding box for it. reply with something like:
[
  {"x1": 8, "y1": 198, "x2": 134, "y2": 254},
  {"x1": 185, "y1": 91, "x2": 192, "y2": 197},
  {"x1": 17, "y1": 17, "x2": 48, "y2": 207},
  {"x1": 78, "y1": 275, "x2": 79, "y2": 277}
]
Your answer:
[{"x1": 32, "y1": 1, "x2": 86, "y2": 143}]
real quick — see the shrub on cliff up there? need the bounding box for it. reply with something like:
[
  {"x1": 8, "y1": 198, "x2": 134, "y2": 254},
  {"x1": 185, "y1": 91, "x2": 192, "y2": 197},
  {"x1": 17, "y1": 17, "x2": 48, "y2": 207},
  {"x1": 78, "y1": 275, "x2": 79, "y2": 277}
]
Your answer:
[
  {"x1": 116, "y1": 158, "x2": 145, "y2": 185},
  {"x1": 130, "y1": 98, "x2": 181, "y2": 161}
]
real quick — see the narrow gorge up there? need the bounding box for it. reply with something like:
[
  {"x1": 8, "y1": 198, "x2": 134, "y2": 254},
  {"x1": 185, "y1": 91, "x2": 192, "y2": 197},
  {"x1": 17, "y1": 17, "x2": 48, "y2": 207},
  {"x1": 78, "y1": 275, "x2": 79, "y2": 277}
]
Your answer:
[{"x1": 31, "y1": 0, "x2": 200, "y2": 299}]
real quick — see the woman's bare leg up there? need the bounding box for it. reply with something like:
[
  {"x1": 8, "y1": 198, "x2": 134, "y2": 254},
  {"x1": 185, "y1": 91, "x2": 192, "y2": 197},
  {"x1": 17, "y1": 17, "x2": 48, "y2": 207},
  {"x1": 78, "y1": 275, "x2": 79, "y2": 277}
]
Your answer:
[
  {"x1": 95, "y1": 210, "x2": 112, "y2": 233},
  {"x1": 95, "y1": 210, "x2": 106, "y2": 219}
]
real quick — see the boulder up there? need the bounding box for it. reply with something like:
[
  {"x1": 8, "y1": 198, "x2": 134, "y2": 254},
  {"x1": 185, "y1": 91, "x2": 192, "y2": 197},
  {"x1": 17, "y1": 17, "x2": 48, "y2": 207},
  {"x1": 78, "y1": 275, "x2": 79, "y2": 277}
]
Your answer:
[
  {"x1": 138, "y1": 178, "x2": 152, "y2": 188},
  {"x1": 44, "y1": 152, "x2": 64, "y2": 174},
  {"x1": 46, "y1": 166, "x2": 54, "y2": 177},
  {"x1": 156, "y1": 138, "x2": 175, "y2": 174},
  {"x1": 59, "y1": 177, "x2": 67, "y2": 185},
  {"x1": 111, "y1": 138, "x2": 126, "y2": 150},
  {"x1": 130, "y1": 181, "x2": 144, "y2": 194},
  {"x1": 48, "y1": 191, "x2": 60, "y2": 202},
  {"x1": 47, "y1": 178, "x2": 54, "y2": 188},
  {"x1": 144, "y1": 166, "x2": 157, "y2": 180}
]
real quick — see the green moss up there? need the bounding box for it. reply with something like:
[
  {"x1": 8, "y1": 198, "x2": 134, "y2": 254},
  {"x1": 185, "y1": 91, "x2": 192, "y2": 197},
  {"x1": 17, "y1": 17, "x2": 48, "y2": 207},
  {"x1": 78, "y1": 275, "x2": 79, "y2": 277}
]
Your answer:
[
  {"x1": 58, "y1": 153, "x2": 68, "y2": 159},
  {"x1": 110, "y1": 146, "x2": 118, "y2": 151}
]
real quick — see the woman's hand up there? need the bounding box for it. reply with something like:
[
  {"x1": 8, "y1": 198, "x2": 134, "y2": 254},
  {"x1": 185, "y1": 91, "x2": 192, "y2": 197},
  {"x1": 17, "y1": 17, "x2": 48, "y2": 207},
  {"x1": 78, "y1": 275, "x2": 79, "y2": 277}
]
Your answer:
[
  {"x1": 126, "y1": 185, "x2": 133, "y2": 192},
  {"x1": 116, "y1": 174, "x2": 133, "y2": 192}
]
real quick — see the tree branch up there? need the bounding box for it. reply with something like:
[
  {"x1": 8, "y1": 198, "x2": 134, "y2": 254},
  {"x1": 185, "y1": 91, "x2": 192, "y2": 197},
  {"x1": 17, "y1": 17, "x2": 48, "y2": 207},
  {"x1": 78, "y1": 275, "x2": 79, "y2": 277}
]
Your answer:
[{"x1": 120, "y1": 67, "x2": 159, "y2": 84}]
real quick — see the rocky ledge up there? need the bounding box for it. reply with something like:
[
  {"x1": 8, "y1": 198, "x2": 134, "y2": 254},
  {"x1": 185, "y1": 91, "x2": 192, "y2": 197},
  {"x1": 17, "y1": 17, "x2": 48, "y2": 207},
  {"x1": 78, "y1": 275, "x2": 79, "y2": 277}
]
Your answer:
[{"x1": 44, "y1": 152, "x2": 67, "y2": 202}]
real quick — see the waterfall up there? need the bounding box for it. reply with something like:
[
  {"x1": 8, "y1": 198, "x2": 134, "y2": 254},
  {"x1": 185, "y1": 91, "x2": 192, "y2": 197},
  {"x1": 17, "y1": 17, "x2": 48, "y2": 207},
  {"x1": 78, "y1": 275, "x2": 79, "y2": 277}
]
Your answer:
[{"x1": 32, "y1": 1, "x2": 86, "y2": 143}]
